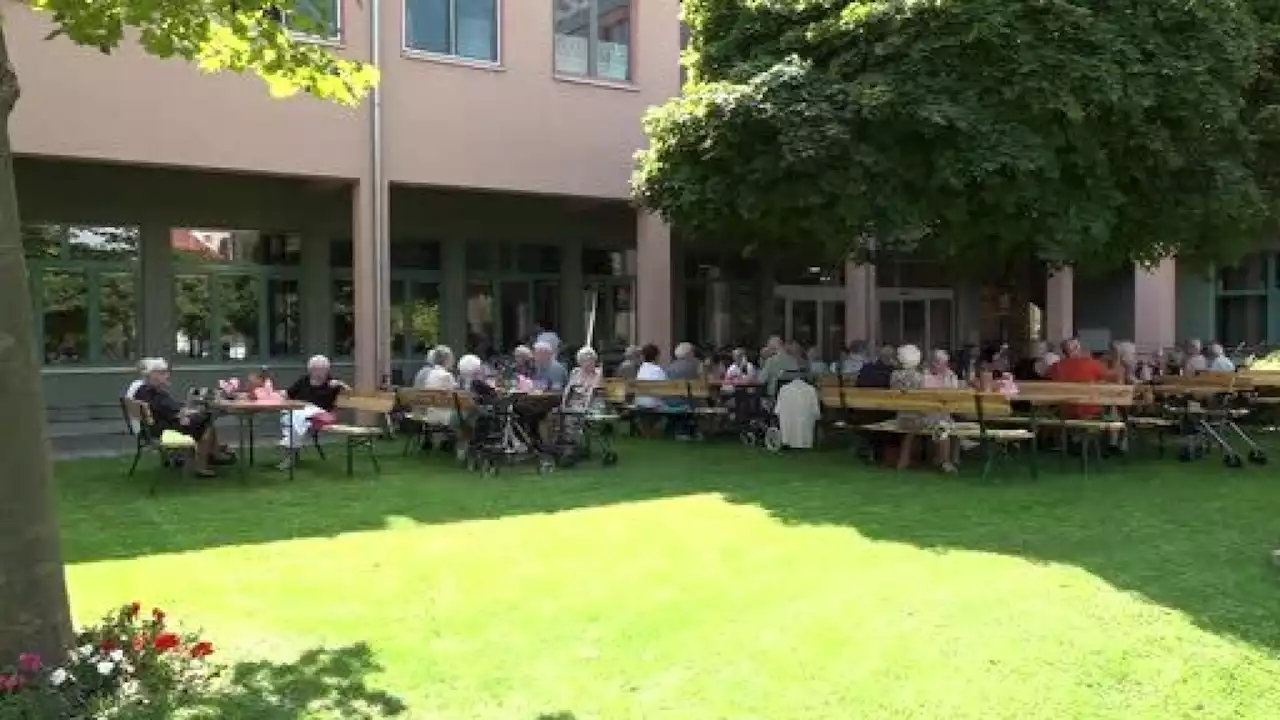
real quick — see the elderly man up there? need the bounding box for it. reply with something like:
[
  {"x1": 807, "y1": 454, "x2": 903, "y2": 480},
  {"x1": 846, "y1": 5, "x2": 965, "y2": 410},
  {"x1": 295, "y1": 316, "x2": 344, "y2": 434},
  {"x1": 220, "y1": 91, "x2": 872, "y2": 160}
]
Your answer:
[
  {"x1": 855, "y1": 344, "x2": 897, "y2": 388},
  {"x1": 420, "y1": 345, "x2": 457, "y2": 390},
  {"x1": 1047, "y1": 337, "x2": 1109, "y2": 417},
  {"x1": 1181, "y1": 338, "x2": 1208, "y2": 376},
  {"x1": 758, "y1": 336, "x2": 800, "y2": 396},
  {"x1": 1206, "y1": 342, "x2": 1236, "y2": 372},
  {"x1": 615, "y1": 345, "x2": 641, "y2": 380},
  {"x1": 666, "y1": 342, "x2": 701, "y2": 380},
  {"x1": 531, "y1": 341, "x2": 568, "y2": 392},
  {"x1": 278, "y1": 355, "x2": 349, "y2": 469}
]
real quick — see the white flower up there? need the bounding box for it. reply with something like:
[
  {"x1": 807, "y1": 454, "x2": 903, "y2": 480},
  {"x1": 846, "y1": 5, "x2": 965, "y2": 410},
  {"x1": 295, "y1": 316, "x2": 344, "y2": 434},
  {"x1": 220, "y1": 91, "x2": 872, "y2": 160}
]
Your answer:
[
  {"x1": 78, "y1": 644, "x2": 93, "y2": 659},
  {"x1": 49, "y1": 668, "x2": 69, "y2": 686},
  {"x1": 109, "y1": 648, "x2": 124, "y2": 663},
  {"x1": 96, "y1": 660, "x2": 114, "y2": 676}
]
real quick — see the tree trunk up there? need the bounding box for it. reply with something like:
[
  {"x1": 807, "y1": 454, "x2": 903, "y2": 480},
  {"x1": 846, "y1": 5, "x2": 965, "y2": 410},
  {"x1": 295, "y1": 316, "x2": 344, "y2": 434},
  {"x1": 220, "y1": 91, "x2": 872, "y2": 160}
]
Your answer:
[{"x1": 0, "y1": 15, "x2": 74, "y2": 663}]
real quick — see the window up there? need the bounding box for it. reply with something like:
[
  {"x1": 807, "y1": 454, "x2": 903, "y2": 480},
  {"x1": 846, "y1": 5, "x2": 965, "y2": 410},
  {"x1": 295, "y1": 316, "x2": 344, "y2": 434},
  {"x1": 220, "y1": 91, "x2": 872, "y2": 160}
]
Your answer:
[
  {"x1": 25, "y1": 224, "x2": 140, "y2": 365},
  {"x1": 289, "y1": 0, "x2": 341, "y2": 41},
  {"x1": 1220, "y1": 253, "x2": 1266, "y2": 292},
  {"x1": 1218, "y1": 295, "x2": 1267, "y2": 345},
  {"x1": 554, "y1": 0, "x2": 631, "y2": 82},
  {"x1": 405, "y1": 0, "x2": 499, "y2": 62},
  {"x1": 333, "y1": 278, "x2": 356, "y2": 357},
  {"x1": 172, "y1": 228, "x2": 303, "y2": 362}
]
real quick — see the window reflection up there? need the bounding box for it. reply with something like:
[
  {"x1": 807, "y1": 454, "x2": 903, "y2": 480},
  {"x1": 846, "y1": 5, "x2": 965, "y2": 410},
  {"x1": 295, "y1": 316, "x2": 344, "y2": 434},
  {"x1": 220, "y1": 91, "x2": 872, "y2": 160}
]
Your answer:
[
  {"x1": 42, "y1": 270, "x2": 88, "y2": 363},
  {"x1": 500, "y1": 281, "x2": 531, "y2": 350},
  {"x1": 219, "y1": 276, "x2": 260, "y2": 361},
  {"x1": 467, "y1": 282, "x2": 495, "y2": 354},
  {"x1": 333, "y1": 279, "x2": 355, "y2": 357},
  {"x1": 407, "y1": 282, "x2": 441, "y2": 355},
  {"x1": 100, "y1": 274, "x2": 138, "y2": 362},
  {"x1": 175, "y1": 276, "x2": 213, "y2": 359},
  {"x1": 267, "y1": 278, "x2": 301, "y2": 357}
]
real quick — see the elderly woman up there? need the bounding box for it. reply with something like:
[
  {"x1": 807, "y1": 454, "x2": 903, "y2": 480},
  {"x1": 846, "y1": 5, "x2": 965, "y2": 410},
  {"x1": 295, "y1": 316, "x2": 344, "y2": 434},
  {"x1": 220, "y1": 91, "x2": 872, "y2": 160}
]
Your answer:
[
  {"x1": 615, "y1": 345, "x2": 642, "y2": 380},
  {"x1": 133, "y1": 358, "x2": 224, "y2": 477},
  {"x1": 666, "y1": 342, "x2": 701, "y2": 380},
  {"x1": 569, "y1": 346, "x2": 604, "y2": 402},
  {"x1": 277, "y1": 355, "x2": 349, "y2": 470},
  {"x1": 418, "y1": 345, "x2": 457, "y2": 390},
  {"x1": 891, "y1": 344, "x2": 957, "y2": 474},
  {"x1": 457, "y1": 353, "x2": 495, "y2": 397}
]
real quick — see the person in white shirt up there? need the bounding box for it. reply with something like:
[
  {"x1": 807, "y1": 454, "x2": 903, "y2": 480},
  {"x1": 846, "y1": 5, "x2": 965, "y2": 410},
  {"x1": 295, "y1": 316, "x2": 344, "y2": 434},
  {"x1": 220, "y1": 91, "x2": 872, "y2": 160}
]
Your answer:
[
  {"x1": 1205, "y1": 343, "x2": 1236, "y2": 372},
  {"x1": 634, "y1": 343, "x2": 667, "y2": 409},
  {"x1": 412, "y1": 347, "x2": 439, "y2": 389}
]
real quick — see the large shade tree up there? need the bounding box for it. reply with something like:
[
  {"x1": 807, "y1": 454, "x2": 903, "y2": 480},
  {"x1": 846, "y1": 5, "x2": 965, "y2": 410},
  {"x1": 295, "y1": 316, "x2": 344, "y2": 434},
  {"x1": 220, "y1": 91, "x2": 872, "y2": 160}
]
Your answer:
[
  {"x1": 634, "y1": 0, "x2": 1276, "y2": 276},
  {"x1": 0, "y1": 0, "x2": 377, "y2": 661}
]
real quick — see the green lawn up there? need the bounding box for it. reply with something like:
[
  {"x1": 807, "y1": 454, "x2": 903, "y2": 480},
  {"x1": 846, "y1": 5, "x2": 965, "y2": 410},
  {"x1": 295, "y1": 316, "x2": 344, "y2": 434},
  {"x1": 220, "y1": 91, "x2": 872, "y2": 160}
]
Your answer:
[{"x1": 56, "y1": 439, "x2": 1280, "y2": 719}]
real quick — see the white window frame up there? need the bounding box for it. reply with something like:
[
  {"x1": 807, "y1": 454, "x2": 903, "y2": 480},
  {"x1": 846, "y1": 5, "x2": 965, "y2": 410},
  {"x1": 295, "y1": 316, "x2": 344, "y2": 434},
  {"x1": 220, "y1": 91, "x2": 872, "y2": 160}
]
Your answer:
[
  {"x1": 288, "y1": 0, "x2": 344, "y2": 45},
  {"x1": 553, "y1": 0, "x2": 634, "y2": 83},
  {"x1": 402, "y1": 0, "x2": 503, "y2": 66}
]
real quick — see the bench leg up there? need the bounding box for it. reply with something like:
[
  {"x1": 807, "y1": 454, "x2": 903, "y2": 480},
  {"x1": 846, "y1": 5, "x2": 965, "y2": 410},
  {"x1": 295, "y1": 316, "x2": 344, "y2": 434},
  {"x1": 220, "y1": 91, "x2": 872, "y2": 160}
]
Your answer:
[
  {"x1": 346, "y1": 439, "x2": 355, "y2": 477},
  {"x1": 367, "y1": 440, "x2": 381, "y2": 474}
]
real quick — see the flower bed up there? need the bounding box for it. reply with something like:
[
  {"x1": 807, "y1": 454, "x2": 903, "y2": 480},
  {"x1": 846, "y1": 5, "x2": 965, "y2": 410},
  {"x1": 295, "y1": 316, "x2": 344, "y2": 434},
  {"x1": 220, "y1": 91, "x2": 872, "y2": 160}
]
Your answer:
[{"x1": 0, "y1": 603, "x2": 216, "y2": 719}]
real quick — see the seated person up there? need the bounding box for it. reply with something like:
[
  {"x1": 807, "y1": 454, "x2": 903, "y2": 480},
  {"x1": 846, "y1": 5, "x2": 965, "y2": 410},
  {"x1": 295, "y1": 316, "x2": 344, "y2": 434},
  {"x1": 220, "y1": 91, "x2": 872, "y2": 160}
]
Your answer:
[
  {"x1": 458, "y1": 353, "x2": 497, "y2": 398},
  {"x1": 277, "y1": 355, "x2": 349, "y2": 470},
  {"x1": 133, "y1": 358, "x2": 224, "y2": 478},
  {"x1": 1047, "y1": 338, "x2": 1109, "y2": 419},
  {"x1": 633, "y1": 344, "x2": 668, "y2": 409},
  {"x1": 530, "y1": 342, "x2": 569, "y2": 393},
  {"x1": 123, "y1": 357, "x2": 152, "y2": 434},
  {"x1": 568, "y1": 346, "x2": 604, "y2": 408}
]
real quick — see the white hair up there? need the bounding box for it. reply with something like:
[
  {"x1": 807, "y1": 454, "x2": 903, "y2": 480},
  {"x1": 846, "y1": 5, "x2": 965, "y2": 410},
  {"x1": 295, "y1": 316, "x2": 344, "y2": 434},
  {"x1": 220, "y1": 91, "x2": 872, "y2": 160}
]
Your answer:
[
  {"x1": 897, "y1": 344, "x2": 922, "y2": 369},
  {"x1": 457, "y1": 354, "x2": 483, "y2": 378},
  {"x1": 1208, "y1": 342, "x2": 1225, "y2": 357},
  {"x1": 533, "y1": 341, "x2": 553, "y2": 354},
  {"x1": 425, "y1": 348, "x2": 438, "y2": 365},
  {"x1": 307, "y1": 354, "x2": 331, "y2": 370},
  {"x1": 136, "y1": 357, "x2": 154, "y2": 374},
  {"x1": 513, "y1": 345, "x2": 532, "y2": 358},
  {"x1": 576, "y1": 346, "x2": 598, "y2": 364},
  {"x1": 141, "y1": 357, "x2": 169, "y2": 374},
  {"x1": 931, "y1": 348, "x2": 950, "y2": 364},
  {"x1": 674, "y1": 342, "x2": 695, "y2": 359},
  {"x1": 1114, "y1": 341, "x2": 1136, "y2": 361},
  {"x1": 432, "y1": 345, "x2": 454, "y2": 364},
  {"x1": 1041, "y1": 352, "x2": 1061, "y2": 367}
]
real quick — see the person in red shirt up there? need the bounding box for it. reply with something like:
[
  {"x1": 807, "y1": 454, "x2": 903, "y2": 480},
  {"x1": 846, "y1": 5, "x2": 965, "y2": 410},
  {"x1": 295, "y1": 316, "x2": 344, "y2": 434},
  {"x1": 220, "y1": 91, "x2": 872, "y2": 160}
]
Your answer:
[{"x1": 1047, "y1": 338, "x2": 1109, "y2": 419}]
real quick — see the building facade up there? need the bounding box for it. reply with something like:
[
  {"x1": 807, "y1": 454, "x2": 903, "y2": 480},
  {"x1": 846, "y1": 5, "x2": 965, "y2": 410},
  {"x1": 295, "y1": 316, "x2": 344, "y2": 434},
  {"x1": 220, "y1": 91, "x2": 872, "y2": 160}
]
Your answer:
[{"x1": 14, "y1": 0, "x2": 1249, "y2": 430}]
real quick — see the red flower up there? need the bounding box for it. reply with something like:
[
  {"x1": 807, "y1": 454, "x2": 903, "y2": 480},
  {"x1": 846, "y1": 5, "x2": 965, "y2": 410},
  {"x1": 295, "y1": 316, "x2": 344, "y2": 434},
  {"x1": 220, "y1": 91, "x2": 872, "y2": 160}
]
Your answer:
[
  {"x1": 125, "y1": 602, "x2": 141, "y2": 619},
  {"x1": 100, "y1": 638, "x2": 117, "y2": 652},
  {"x1": 17, "y1": 653, "x2": 40, "y2": 673},
  {"x1": 152, "y1": 632, "x2": 180, "y2": 652},
  {"x1": 0, "y1": 674, "x2": 20, "y2": 691},
  {"x1": 189, "y1": 641, "x2": 214, "y2": 659},
  {"x1": 152, "y1": 608, "x2": 166, "y2": 626},
  {"x1": 131, "y1": 635, "x2": 146, "y2": 652}
]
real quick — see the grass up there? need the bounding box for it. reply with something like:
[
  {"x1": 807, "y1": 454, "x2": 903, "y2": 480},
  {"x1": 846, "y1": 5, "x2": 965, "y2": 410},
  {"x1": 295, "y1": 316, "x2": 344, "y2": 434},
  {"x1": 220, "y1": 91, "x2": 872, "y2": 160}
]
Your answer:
[{"x1": 56, "y1": 438, "x2": 1280, "y2": 719}]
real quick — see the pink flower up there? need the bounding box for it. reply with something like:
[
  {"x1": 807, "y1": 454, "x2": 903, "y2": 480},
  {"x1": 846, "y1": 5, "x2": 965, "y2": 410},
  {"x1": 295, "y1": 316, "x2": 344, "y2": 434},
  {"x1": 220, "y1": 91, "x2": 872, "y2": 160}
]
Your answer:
[
  {"x1": 17, "y1": 653, "x2": 40, "y2": 673},
  {"x1": 0, "y1": 674, "x2": 20, "y2": 691}
]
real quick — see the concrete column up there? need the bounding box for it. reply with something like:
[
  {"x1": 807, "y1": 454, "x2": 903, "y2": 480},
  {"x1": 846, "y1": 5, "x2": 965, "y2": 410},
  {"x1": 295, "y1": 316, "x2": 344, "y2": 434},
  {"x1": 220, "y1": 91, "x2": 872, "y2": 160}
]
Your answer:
[
  {"x1": 441, "y1": 238, "x2": 467, "y2": 350},
  {"x1": 299, "y1": 227, "x2": 331, "y2": 356},
  {"x1": 140, "y1": 224, "x2": 173, "y2": 358},
  {"x1": 352, "y1": 182, "x2": 378, "y2": 390},
  {"x1": 636, "y1": 212, "x2": 672, "y2": 357},
  {"x1": 1134, "y1": 258, "x2": 1177, "y2": 354},
  {"x1": 559, "y1": 238, "x2": 584, "y2": 346},
  {"x1": 845, "y1": 260, "x2": 876, "y2": 345},
  {"x1": 1045, "y1": 266, "x2": 1074, "y2": 342}
]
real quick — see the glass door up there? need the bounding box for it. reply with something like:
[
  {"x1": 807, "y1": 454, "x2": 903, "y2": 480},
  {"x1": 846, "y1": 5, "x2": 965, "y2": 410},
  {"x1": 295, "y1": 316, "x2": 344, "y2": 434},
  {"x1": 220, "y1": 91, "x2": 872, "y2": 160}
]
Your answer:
[{"x1": 877, "y1": 293, "x2": 954, "y2": 351}]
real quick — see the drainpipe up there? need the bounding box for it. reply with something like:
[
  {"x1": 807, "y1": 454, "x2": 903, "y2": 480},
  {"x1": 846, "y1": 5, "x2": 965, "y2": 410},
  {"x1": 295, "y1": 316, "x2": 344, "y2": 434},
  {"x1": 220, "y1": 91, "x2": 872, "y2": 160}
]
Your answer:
[{"x1": 369, "y1": 0, "x2": 387, "y2": 385}]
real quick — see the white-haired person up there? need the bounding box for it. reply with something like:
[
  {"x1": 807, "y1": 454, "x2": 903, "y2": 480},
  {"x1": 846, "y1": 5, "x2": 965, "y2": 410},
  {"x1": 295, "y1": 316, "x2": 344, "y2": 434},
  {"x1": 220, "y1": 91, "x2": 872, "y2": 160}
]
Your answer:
[
  {"x1": 530, "y1": 341, "x2": 568, "y2": 392},
  {"x1": 122, "y1": 357, "x2": 154, "y2": 434},
  {"x1": 276, "y1": 355, "x2": 349, "y2": 470},
  {"x1": 1181, "y1": 338, "x2": 1208, "y2": 376},
  {"x1": 419, "y1": 345, "x2": 458, "y2": 390},
  {"x1": 133, "y1": 358, "x2": 227, "y2": 477},
  {"x1": 1205, "y1": 342, "x2": 1236, "y2": 372},
  {"x1": 665, "y1": 342, "x2": 701, "y2": 380},
  {"x1": 412, "y1": 347, "x2": 439, "y2": 389},
  {"x1": 891, "y1": 344, "x2": 956, "y2": 473}
]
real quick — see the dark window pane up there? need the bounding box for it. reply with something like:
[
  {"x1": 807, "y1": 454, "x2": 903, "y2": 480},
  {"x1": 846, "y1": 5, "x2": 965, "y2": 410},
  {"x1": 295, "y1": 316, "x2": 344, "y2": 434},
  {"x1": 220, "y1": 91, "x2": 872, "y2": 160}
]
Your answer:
[
  {"x1": 175, "y1": 276, "x2": 213, "y2": 359},
  {"x1": 467, "y1": 243, "x2": 493, "y2": 272},
  {"x1": 333, "y1": 279, "x2": 355, "y2": 357},
  {"x1": 1217, "y1": 296, "x2": 1267, "y2": 345},
  {"x1": 42, "y1": 270, "x2": 87, "y2": 363},
  {"x1": 69, "y1": 226, "x2": 139, "y2": 262},
  {"x1": 100, "y1": 273, "x2": 138, "y2": 362},
  {"x1": 1220, "y1": 253, "x2": 1266, "y2": 292},
  {"x1": 391, "y1": 282, "x2": 407, "y2": 358},
  {"x1": 391, "y1": 240, "x2": 441, "y2": 271},
  {"x1": 583, "y1": 248, "x2": 624, "y2": 276},
  {"x1": 500, "y1": 281, "x2": 532, "y2": 350},
  {"x1": 467, "y1": 281, "x2": 495, "y2": 354},
  {"x1": 23, "y1": 224, "x2": 63, "y2": 259},
  {"x1": 331, "y1": 239, "x2": 354, "y2": 268},
  {"x1": 406, "y1": 0, "x2": 450, "y2": 54},
  {"x1": 267, "y1": 278, "x2": 301, "y2": 358},
  {"x1": 534, "y1": 280, "x2": 559, "y2": 335},
  {"x1": 518, "y1": 244, "x2": 560, "y2": 273},
  {"x1": 219, "y1": 275, "x2": 261, "y2": 361}
]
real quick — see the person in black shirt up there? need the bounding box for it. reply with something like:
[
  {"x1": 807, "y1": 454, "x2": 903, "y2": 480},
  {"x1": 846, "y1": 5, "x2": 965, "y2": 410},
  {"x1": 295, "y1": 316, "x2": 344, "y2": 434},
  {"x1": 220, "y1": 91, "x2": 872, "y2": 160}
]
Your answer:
[
  {"x1": 278, "y1": 355, "x2": 350, "y2": 469},
  {"x1": 855, "y1": 345, "x2": 897, "y2": 388},
  {"x1": 133, "y1": 358, "x2": 222, "y2": 477}
]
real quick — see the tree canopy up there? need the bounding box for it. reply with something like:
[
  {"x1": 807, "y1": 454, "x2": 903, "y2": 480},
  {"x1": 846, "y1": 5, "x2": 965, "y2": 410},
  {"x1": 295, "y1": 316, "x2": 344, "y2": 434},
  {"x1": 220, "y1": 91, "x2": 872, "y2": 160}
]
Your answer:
[{"x1": 633, "y1": 0, "x2": 1278, "y2": 275}]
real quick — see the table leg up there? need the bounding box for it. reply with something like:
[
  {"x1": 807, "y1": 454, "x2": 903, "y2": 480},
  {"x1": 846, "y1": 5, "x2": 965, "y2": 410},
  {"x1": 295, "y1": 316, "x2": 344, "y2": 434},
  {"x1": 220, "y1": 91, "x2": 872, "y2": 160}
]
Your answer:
[
  {"x1": 248, "y1": 417, "x2": 256, "y2": 465},
  {"x1": 288, "y1": 414, "x2": 296, "y2": 481},
  {"x1": 237, "y1": 416, "x2": 248, "y2": 482}
]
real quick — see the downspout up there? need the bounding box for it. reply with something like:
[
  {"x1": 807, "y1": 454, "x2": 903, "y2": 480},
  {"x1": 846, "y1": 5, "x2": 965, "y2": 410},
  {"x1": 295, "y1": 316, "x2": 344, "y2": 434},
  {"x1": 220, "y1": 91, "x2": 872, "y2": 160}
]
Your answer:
[{"x1": 369, "y1": 0, "x2": 386, "y2": 385}]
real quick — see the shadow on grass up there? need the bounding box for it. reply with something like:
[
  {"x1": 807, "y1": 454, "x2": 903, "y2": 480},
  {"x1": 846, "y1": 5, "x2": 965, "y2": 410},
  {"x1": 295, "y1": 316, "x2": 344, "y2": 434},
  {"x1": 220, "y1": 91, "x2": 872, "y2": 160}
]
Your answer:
[
  {"x1": 186, "y1": 642, "x2": 405, "y2": 719},
  {"x1": 58, "y1": 437, "x2": 1280, "y2": 658}
]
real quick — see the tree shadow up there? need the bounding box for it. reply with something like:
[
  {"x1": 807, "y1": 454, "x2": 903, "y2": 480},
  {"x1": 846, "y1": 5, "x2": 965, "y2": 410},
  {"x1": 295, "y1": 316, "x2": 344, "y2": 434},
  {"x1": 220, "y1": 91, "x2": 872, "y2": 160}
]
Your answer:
[
  {"x1": 185, "y1": 642, "x2": 405, "y2": 719},
  {"x1": 712, "y1": 447, "x2": 1280, "y2": 657}
]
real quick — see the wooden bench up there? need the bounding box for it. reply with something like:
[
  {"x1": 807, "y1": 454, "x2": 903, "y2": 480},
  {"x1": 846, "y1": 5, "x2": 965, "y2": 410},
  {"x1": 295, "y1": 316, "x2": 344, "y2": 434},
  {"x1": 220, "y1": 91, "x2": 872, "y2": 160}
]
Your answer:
[
  {"x1": 122, "y1": 398, "x2": 198, "y2": 494},
  {"x1": 323, "y1": 391, "x2": 396, "y2": 476},
  {"x1": 629, "y1": 380, "x2": 705, "y2": 437},
  {"x1": 1010, "y1": 381, "x2": 1136, "y2": 431},
  {"x1": 397, "y1": 388, "x2": 477, "y2": 455},
  {"x1": 834, "y1": 388, "x2": 1036, "y2": 477}
]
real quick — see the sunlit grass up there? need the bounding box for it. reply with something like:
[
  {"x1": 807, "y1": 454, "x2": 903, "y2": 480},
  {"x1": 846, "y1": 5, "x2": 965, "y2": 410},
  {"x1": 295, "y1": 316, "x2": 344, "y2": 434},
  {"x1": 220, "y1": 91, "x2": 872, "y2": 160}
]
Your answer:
[{"x1": 57, "y1": 440, "x2": 1280, "y2": 718}]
